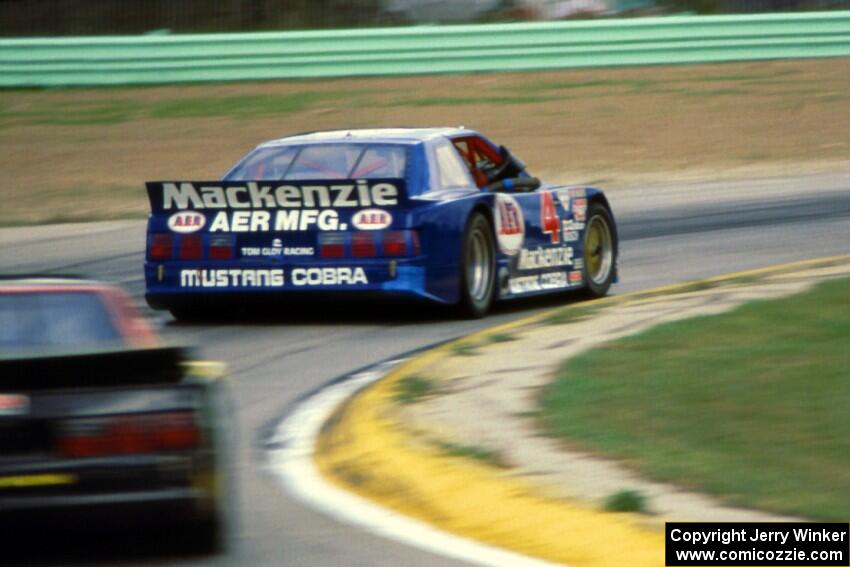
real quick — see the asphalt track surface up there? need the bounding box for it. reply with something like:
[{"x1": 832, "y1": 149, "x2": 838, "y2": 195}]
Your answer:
[{"x1": 1, "y1": 171, "x2": 849, "y2": 565}]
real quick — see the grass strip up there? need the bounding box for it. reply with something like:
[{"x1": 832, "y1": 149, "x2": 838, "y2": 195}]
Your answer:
[
  {"x1": 393, "y1": 374, "x2": 439, "y2": 404},
  {"x1": 540, "y1": 276, "x2": 850, "y2": 521}
]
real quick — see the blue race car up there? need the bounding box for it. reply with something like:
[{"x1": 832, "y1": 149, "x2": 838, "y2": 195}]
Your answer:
[{"x1": 144, "y1": 127, "x2": 617, "y2": 319}]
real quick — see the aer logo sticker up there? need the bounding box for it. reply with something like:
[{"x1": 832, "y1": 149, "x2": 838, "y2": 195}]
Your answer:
[
  {"x1": 168, "y1": 211, "x2": 206, "y2": 234},
  {"x1": 495, "y1": 194, "x2": 525, "y2": 257},
  {"x1": 352, "y1": 209, "x2": 393, "y2": 230}
]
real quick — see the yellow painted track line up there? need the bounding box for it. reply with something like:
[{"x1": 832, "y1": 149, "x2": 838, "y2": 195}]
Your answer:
[{"x1": 314, "y1": 254, "x2": 850, "y2": 567}]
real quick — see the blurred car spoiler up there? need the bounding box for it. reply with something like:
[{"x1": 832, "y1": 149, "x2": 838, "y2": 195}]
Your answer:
[{"x1": 0, "y1": 346, "x2": 191, "y2": 392}]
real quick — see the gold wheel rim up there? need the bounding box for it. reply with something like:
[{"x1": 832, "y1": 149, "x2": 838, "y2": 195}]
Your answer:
[{"x1": 585, "y1": 214, "x2": 613, "y2": 285}]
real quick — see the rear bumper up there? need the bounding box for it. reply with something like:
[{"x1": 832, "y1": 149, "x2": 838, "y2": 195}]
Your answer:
[
  {"x1": 0, "y1": 489, "x2": 208, "y2": 545},
  {"x1": 0, "y1": 486, "x2": 202, "y2": 513},
  {"x1": 146, "y1": 289, "x2": 433, "y2": 311},
  {"x1": 144, "y1": 258, "x2": 455, "y2": 309},
  {"x1": 0, "y1": 454, "x2": 216, "y2": 517}
]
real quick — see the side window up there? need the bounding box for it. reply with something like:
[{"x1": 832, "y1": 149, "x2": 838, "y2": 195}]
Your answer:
[
  {"x1": 453, "y1": 140, "x2": 472, "y2": 168},
  {"x1": 450, "y1": 136, "x2": 500, "y2": 188},
  {"x1": 434, "y1": 142, "x2": 473, "y2": 189},
  {"x1": 469, "y1": 137, "x2": 497, "y2": 171}
]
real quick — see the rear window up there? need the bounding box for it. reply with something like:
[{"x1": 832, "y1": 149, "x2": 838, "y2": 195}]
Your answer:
[
  {"x1": 225, "y1": 144, "x2": 408, "y2": 181},
  {"x1": 0, "y1": 291, "x2": 123, "y2": 351}
]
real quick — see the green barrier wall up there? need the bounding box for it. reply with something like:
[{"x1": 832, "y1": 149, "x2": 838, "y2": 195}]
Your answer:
[{"x1": 2, "y1": 11, "x2": 849, "y2": 87}]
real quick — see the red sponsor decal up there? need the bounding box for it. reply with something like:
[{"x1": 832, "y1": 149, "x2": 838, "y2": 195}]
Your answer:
[
  {"x1": 540, "y1": 192, "x2": 561, "y2": 244},
  {"x1": 499, "y1": 202, "x2": 522, "y2": 235},
  {"x1": 495, "y1": 195, "x2": 525, "y2": 256}
]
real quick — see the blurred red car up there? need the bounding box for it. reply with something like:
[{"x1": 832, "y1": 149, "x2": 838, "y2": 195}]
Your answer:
[
  {"x1": 0, "y1": 277, "x2": 232, "y2": 552},
  {"x1": 0, "y1": 278, "x2": 159, "y2": 351}
]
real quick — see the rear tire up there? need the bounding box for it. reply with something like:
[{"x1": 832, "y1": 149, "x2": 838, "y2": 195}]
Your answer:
[
  {"x1": 187, "y1": 516, "x2": 223, "y2": 554},
  {"x1": 168, "y1": 306, "x2": 200, "y2": 323},
  {"x1": 168, "y1": 305, "x2": 209, "y2": 323},
  {"x1": 459, "y1": 212, "x2": 496, "y2": 318},
  {"x1": 582, "y1": 202, "x2": 617, "y2": 297}
]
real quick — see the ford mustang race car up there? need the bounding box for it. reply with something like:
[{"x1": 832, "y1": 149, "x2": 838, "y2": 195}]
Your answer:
[
  {"x1": 0, "y1": 278, "x2": 231, "y2": 551},
  {"x1": 145, "y1": 127, "x2": 618, "y2": 319}
]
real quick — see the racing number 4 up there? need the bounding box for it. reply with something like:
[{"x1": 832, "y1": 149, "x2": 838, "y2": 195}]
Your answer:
[{"x1": 540, "y1": 192, "x2": 560, "y2": 244}]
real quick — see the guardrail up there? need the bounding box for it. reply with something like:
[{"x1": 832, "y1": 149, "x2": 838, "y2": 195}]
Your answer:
[{"x1": 2, "y1": 11, "x2": 849, "y2": 87}]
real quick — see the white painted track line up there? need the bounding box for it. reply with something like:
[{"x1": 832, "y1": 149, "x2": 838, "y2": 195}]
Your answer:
[{"x1": 267, "y1": 359, "x2": 565, "y2": 567}]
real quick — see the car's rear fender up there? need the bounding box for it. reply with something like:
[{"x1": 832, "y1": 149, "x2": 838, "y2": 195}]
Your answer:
[{"x1": 408, "y1": 192, "x2": 499, "y2": 305}]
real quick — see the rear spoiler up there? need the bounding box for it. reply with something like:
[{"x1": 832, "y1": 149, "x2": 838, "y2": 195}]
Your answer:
[
  {"x1": 0, "y1": 346, "x2": 192, "y2": 392},
  {"x1": 146, "y1": 180, "x2": 406, "y2": 214}
]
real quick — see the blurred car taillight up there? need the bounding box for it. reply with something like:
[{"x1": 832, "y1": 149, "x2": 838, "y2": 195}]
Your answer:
[
  {"x1": 149, "y1": 234, "x2": 173, "y2": 260},
  {"x1": 319, "y1": 233, "x2": 346, "y2": 258},
  {"x1": 56, "y1": 411, "x2": 200, "y2": 458},
  {"x1": 179, "y1": 235, "x2": 203, "y2": 260},
  {"x1": 209, "y1": 234, "x2": 235, "y2": 260}
]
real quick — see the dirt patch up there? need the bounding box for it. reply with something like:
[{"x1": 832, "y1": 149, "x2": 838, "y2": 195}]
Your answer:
[{"x1": 2, "y1": 58, "x2": 848, "y2": 225}]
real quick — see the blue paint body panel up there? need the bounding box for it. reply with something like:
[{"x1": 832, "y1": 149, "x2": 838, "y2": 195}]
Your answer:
[{"x1": 144, "y1": 128, "x2": 618, "y2": 313}]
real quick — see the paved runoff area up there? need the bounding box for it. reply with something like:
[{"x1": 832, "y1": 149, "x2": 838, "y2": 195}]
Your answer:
[{"x1": 316, "y1": 256, "x2": 850, "y2": 567}]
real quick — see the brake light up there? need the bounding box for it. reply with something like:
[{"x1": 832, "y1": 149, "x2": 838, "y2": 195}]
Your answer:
[
  {"x1": 179, "y1": 235, "x2": 203, "y2": 260},
  {"x1": 56, "y1": 412, "x2": 201, "y2": 458},
  {"x1": 319, "y1": 233, "x2": 346, "y2": 258},
  {"x1": 149, "y1": 234, "x2": 173, "y2": 260},
  {"x1": 382, "y1": 231, "x2": 407, "y2": 256},
  {"x1": 209, "y1": 234, "x2": 234, "y2": 260},
  {"x1": 351, "y1": 233, "x2": 377, "y2": 257},
  {"x1": 317, "y1": 230, "x2": 419, "y2": 258},
  {"x1": 382, "y1": 230, "x2": 420, "y2": 256}
]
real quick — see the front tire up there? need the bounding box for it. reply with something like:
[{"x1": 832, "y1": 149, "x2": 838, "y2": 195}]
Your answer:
[
  {"x1": 582, "y1": 202, "x2": 617, "y2": 297},
  {"x1": 459, "y1": 212, "x2": 496, "y2": 318}
]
